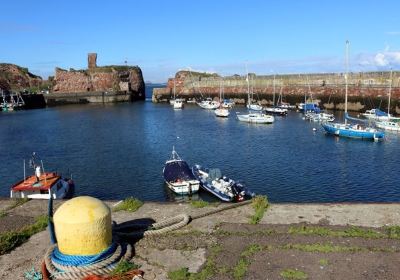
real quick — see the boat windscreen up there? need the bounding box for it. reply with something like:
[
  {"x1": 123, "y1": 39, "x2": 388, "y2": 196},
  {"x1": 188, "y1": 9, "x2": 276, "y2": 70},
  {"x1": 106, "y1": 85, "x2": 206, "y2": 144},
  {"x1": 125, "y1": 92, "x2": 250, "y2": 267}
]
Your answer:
[
  {"x1": 164, "y1": 161, "x2": 195, "y2": 181},
  {"x1": 209, "y1": 168, "x2": 222, "y2": 180}
]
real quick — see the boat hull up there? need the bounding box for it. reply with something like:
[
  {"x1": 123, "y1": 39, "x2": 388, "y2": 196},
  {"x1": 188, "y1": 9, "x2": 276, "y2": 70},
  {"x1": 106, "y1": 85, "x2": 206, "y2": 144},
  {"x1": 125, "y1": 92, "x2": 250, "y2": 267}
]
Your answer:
[
  {"x1": 322, "y1": 123, "x2": 385, "y2": 140},
  {"x1": 10, "y1": 174, "x2": 74, "y2": 200},
  {"x1": 237, "y1": 113, "x2": 274, "y2": 124}
]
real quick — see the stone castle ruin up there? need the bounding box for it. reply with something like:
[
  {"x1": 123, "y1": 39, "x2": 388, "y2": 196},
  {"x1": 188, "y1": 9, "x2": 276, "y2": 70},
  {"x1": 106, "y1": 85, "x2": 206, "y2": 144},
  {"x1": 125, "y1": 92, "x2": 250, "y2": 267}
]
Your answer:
[{"x1": 52, "y1": 53, "x2": 144, "y2": 100}]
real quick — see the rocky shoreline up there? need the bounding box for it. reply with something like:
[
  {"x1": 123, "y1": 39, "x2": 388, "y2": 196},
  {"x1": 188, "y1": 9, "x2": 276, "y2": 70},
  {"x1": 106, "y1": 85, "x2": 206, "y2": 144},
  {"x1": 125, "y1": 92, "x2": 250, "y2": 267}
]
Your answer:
[{"x1": 1, "y1": 198, "x2": 400, "y2": 279}]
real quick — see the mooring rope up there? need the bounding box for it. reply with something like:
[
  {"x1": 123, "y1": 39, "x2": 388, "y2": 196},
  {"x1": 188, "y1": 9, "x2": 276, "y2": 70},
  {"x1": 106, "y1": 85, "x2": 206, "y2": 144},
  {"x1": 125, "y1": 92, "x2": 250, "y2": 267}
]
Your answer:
[{"x1": 44, "y1": 199, "x2": 252, "y2": 279}]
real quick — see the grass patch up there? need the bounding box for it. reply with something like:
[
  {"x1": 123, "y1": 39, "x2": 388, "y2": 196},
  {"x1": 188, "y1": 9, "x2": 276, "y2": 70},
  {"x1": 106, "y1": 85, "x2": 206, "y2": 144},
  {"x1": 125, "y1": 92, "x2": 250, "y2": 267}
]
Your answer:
[
  {"x1": 113, "y1": 197, "x2": 143, "y2": 212},
  {"x1": 0, "y1": 211, "x2": 7, "y2": 218},
  {"x1": 249, "y1": 195, "x2": 269, "y2": 225},
  {"x1": 280, "y1": 269, "x2": 308, "y2": 280},
  {"x1": 0, "y1": 215, "x2": 48, "y2": 255},
  {"x1": 283, "y1": 243, "x2": 362, "y2": 253},
  {"x1": 190, "y1": 200, "x2": 210, "y2": 208},
  {"x1": 386, "y1": 226, "x2": 400, "y2": 239},
  {"x1": 233, "y1": 244, "x2": 262, "y2": 280},
  {"x1": 168, "y1": 244, "x2": 221, "y2": 280},
  {"x1": 288, "y1": 225, "x2": 386, "y2": 239},
  {"x1": 168, "y1": 267, "x2": 190, "y2": 280},
  {"x1": 110, "y1": 260, "x2": 140, "y2": 276},
  {"x1": 319, "y1": 258, "x2": 329, "y2": 266}
]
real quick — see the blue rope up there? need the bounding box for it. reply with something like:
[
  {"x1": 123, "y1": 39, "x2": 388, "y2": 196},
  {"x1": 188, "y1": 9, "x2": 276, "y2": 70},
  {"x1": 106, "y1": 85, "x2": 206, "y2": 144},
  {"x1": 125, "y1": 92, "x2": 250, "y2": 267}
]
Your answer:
[{"x1": 51, "y1": 242, "x2": 119, "y2": 267}]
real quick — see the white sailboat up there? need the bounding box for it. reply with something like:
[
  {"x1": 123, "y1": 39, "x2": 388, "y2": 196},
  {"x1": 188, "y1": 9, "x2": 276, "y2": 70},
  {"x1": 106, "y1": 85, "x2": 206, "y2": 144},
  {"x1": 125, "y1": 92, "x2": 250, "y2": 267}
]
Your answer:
[
  {"x1": 171, "y1": 80, "x2": 183, "y2": 109},
  {"x1": 215, "y1": 78, "x2": 230, "y2": 117},
  {"x1": 237, "y1": 69, "x2": 274, "y2": 124},
  {"x1": 265, "y1": 76, "x2": 288, "y2": 115},
  {"x1": 375, "y1": 70, "x2": 400, "y2": 132},
  {"x1": 246, "y1": 74, "x2": 263, "y2": 111}
]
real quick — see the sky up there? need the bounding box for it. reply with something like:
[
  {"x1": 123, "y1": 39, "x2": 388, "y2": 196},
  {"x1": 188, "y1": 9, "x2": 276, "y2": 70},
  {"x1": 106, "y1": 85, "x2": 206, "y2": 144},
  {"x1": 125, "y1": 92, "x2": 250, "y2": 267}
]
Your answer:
[{"x1": 1, "y1": 0, "x2": 400, "y2": 82}]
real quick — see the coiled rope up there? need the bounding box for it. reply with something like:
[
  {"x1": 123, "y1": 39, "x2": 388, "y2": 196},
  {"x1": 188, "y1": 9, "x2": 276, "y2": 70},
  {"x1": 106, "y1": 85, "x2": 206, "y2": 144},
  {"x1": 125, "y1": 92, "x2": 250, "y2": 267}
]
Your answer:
[{"x1": 44, "y1": 198, "x2": 252, "y2": 279}]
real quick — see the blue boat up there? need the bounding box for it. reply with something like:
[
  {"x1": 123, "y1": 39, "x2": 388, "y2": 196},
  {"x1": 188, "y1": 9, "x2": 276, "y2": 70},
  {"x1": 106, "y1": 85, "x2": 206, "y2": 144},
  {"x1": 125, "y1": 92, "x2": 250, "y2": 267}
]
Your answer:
[
  {"x1": 192, "y1": 164, "x2": 255, "y2": 202},
  {"x1": 321, "y1": 41, "x2": 384, "y2": 141}
]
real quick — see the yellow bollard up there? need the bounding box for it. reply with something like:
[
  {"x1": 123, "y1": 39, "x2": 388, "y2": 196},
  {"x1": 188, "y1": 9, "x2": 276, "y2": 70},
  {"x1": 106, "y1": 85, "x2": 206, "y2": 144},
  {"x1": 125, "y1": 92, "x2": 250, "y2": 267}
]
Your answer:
[{"x1": 53, "y1": 196, "x2": 112, "y2": 255}]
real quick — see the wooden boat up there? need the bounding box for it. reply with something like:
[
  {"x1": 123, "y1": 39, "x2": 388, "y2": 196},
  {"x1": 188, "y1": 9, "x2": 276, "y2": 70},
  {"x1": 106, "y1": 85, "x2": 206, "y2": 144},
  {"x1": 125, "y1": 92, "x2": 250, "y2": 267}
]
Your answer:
[
  {"x1": 10, "y1": 153, "x2": 74, "y2": 199},
  {"x1": 10, "y1": 172, "x2": 74, "y2": 199},
  {"x1": 163, "y1": 147, "x2": 200, "y2": 195}
]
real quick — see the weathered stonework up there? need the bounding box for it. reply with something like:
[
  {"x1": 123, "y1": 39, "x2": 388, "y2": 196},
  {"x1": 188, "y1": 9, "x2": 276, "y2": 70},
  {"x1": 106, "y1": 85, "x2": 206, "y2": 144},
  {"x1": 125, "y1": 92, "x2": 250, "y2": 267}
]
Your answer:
[
  {"x1": 88, "y1": 53, "x2": 97, "y2": 69},
  {"x1": 52, "y1": 54, "x2": 145, "y2": 100},
  {"x1": 153, "y1": 70, "x2": 400, "y2": 113}
]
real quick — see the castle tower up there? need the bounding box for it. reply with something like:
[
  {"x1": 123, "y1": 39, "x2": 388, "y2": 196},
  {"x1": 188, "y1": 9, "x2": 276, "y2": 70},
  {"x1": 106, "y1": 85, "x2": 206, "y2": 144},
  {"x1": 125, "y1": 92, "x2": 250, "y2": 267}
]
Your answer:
[{"x1": 88, "y1": 53, "x2": 97, "y2": 69}]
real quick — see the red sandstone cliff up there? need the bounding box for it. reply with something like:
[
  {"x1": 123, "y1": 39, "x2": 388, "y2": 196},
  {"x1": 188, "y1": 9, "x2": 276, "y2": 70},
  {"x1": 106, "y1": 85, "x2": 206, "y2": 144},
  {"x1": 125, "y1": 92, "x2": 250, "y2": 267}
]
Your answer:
[{"x1": 0, "y1": 63, "x2": 42, "y2": 91}]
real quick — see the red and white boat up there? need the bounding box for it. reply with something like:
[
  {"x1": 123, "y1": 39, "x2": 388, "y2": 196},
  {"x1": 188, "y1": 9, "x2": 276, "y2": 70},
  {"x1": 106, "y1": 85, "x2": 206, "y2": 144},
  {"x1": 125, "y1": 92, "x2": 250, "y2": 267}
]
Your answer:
[{"x1": 10, "y1": 154, "x2": 74, "y2": 199}]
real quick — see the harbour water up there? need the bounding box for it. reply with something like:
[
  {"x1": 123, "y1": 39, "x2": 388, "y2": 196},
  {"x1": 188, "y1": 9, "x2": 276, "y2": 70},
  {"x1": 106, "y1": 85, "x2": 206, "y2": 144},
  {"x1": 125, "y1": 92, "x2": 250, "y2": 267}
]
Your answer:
[{"x1": 0, "y1": 91, "x2": 399, "y2": 202}]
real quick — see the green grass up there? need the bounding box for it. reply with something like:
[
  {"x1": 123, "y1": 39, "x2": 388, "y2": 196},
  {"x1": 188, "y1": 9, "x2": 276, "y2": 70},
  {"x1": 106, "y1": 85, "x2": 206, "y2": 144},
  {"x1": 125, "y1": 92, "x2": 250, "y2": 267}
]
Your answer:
[
  {"x1": 110, "y1": 260, "x2": 140, "y2": 276},
  {"x1": 280, "y1": 269, "x2": 308, "y2": 280},
  {"x1": 249, "y1": 195, "x2": 269, "y2": 224},
  {"x1": 288, "y1": 225, "x2": 387, "y2": 239},
  {"x1": 190, "y1": 200, "x2": 210, "y2": 208},
  {"x1": 386, "y1": 226, "x2": 400, "y2": 239},
  {"x1": 113, "y1": 197, "x2": 143, "y2": 212},
  {"x1": 168, "y1": 267, "x2": 190, "y2": 280},
  {"x1": 0, "y1": 215, "x2": 48, "y2": 255},
  {"x1": 233, "y1": 244, "x2": 262, "y2": 280},
  {"x1": 283, "y1": 243, "x2": 362, "y2": 253},
  {"x1": 168, "y1": 245, "x2": 221, "y2": 280},
  {"x1": 0, "y1": 211, "x2": 7, "y2": 218},
  {"x1": 319, "y1": 258, "x2": 329, "y2": 266}
]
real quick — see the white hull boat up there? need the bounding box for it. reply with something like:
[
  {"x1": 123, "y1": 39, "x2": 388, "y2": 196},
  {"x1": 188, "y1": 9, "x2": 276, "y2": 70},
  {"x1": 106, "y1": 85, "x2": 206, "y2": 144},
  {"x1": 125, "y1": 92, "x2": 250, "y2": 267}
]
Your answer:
[
  {"x1": 237, "y1": 112, "x2": 274, "y2": 124},
  {"x1": 215, "y1": 108, "x2": 230, "y2": 117},
  {"x1": 163, "y1": 147, "x2": 200, "y2": 195}
]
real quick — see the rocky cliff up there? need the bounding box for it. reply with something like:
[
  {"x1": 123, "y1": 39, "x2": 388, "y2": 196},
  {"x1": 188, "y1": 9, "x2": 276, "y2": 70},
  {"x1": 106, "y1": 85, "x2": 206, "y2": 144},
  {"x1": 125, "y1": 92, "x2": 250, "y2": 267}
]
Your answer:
[
  {"x1": 153, "y1": 70, "x2": 400, "y2": 113},
  {"x1": 52, "y1": 55, "x2": 145, "y2": 100},
  {"x1": 0, "y1": 63, "x2": 42, "y2": 91}
]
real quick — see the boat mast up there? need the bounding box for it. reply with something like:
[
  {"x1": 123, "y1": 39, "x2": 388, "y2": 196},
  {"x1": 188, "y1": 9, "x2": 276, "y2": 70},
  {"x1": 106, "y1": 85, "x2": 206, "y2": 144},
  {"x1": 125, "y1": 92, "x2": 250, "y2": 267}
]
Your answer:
[
  {"x1": 246, "y1": 64, "x2": 250, "y2": 106},
  {"x1": 388, "y1": 69, "x2": 393, "y2": 116},
  {"x1": 173, "y1": 79, "x2": 176, "y2": 100},
  {"x1": 273, "y1": 74, "x2": 276, "y2": 107},
  {"x1": 344, "y1": 40, "x2": 349, "y2": 125}
]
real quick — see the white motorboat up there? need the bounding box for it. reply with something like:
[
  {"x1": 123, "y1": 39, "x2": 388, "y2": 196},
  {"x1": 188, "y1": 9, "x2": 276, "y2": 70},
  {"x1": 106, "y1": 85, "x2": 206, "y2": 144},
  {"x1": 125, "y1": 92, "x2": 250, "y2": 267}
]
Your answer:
[
  {"x1": 265, "y1": 107, "x2": 288, "y2": 116},
  {"x1": 162, "y1": 147, "x2": 200, "y2": 195},
  {"x1": 173, "y1": 98, "x2": 184, "y2": 109},
  {"x1": 197, "y1": 98, "x2": 220, "y2": 109},
  {"x1": 375, "y1": 121, "x2": 400, "y2": 132},
  {"x1": 246, "y1": 103, "x2": 263, "y2": 111},
  {"x1": 237, "y1": 112, "x2": 274, "y2": 124},
  {"x1": 192, "y1": 165, "x2": 255, "y2": 202},
  {"x1": 215, "y1": 107, "x2": 230, "y2": 117},
  {"x1": 305, "y1": 112, "x2": 335, "y2": 122}
]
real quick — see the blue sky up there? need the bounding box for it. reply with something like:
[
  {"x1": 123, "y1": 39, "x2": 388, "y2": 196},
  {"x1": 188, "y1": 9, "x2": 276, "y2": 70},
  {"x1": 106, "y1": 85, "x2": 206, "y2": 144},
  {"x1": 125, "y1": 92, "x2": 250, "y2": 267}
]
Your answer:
[{"x1": 1, "y1": 0, "x2": 400, "y2": 82}]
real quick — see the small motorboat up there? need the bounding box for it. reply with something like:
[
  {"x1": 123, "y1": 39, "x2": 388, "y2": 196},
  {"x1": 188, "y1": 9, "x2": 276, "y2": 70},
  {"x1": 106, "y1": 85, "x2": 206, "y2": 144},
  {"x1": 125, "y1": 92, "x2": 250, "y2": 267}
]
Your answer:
[
  {"x1": 192, "y1": 165, "x2": 255, "y2": 202},
  {"x1": 265, "y1": 107, "x2": 288, "y2": 116},
  {"x1": 197, "y1": 98, "x2": 220, "y2": 110},
  {"x1": 173, "y1": 98, "x2": 184, "y2": 109},
  {"x1": 10, "y1": 153, "x2": 74, "y2": 199},
  {"x1": 236, "y1": 112, "x2": 275, "y2": 124},
  {"x1": 163, "y1": 147, "x2": 200, "y2": 195}
]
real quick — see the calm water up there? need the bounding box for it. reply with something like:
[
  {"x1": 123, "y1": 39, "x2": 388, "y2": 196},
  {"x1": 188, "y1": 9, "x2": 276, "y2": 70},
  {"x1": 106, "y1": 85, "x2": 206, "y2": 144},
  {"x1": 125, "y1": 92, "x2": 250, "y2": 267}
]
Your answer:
[{"x1": 1, "y1": 93, "x2": 399, "y2": 202}]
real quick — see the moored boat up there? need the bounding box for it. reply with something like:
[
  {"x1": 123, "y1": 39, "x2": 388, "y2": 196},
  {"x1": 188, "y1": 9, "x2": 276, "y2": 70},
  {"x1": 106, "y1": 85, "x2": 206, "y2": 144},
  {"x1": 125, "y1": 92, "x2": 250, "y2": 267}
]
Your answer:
[
  {"x1": 10, "y1": 153, "x2": 74, "y2": 199},
  {"x1": 197, "y1": 98, "x2": 220, "y2": 109},
  {"x1": 192, "y1": 165, "x2": 255, "y2": 202},
  {"x1": 163, "y1": 147, "x2": 200, "y2": 195}
]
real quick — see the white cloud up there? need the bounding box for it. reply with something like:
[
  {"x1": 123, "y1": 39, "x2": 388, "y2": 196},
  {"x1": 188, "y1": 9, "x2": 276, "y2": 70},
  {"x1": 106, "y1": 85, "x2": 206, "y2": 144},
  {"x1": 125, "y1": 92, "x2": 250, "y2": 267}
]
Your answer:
[{"x1": 374, "y1": 53, "x2": 388, "y2": 66}]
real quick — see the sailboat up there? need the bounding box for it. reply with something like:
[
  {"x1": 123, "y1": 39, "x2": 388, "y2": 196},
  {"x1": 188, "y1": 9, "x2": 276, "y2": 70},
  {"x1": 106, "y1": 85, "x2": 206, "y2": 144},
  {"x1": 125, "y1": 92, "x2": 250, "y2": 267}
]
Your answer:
[
  {"x1": 170, "y1": 80, "x2": 183, "y2": 109},
  {"x1": 215, "y1": 78, "x2": 230, "y2": 117},
  {"x1": 375, "y1": 70, "x2": 400, "y2": 132},
  {"x1": 237, "y1": 70, "x2": 274, "y2": 124},
  {"x1": 246, "y1": 74, "x2": 263, "y2": 111},
  {"x1": 322, "y1": 41, "x2": 385, "y2": 141},
  {"x1": 265, "y1": 76, "x2": 288, "y2": 116}
]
